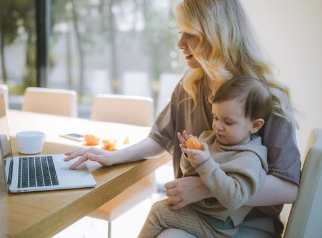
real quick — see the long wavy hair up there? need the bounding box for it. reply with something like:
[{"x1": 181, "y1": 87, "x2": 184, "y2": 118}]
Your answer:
[{"x1": 174, "y1": 0, "x2": 298, "y2": 127}]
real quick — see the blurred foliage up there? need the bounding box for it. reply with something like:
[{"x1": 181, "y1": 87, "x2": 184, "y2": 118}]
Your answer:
[
  {"x1": 0, "y1": 0, "x2": 66, "y2": 93},
  {"x1": 0, "y1": 0, "x2": 34, "y2": 86}
]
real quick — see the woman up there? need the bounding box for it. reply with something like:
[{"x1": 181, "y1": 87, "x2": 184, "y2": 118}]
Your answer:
[{"x1": 64, "y1": 0, "x2": 301, "y2": 237}]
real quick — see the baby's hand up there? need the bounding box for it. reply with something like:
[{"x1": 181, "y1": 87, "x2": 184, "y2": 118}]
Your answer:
[
  {"x1": 177, "y1": 130, "x2": 189, "y2": 149},
  {"x1": 186, "y1": 137, "x2": 203, "y2": 150},
  {"x1": 181, "y1": 141, "x2": 211, "y2": 167}
]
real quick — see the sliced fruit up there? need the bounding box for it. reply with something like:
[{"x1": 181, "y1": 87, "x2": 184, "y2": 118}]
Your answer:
[
  {"x1": 107, "y1": 146, "x2": 117, "y2": 151},
  {"x1": 102, "y1": 139, "x2": 117, "y2": 148},
  {"x1": 123, "y1": 136, "x2": 129, "y2": 144}
]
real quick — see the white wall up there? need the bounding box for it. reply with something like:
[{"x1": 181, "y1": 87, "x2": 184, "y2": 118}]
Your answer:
[{"x1": 241, "y1": 0, "x2": 322, "y2": 156}]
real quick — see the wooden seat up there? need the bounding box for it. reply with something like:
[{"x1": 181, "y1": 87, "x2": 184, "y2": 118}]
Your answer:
[
  {"x1": 22, "y1": 87, "x2": 77, "y2": 117},
  {"x1": 89, "y1": 93, "x2": 156, "y2": 238}
]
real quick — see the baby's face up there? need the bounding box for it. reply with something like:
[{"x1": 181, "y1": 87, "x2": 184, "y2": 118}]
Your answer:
[{"x1": 211, "y1": 100, "x2": 254, "y2": 145}]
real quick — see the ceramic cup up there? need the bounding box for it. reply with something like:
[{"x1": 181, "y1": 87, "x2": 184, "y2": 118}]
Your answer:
[{"x1": 16, "y1": 131, "x2": 46, "y2": 154}]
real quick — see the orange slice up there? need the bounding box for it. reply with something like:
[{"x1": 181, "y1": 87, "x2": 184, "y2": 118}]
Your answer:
[
  {"x1": 123, "y1": 136, "x2": 129, "y2": 144},
  {"x1": 107, "y1": 146, "x2": 117, "y2": 151},
  {"x1": 102, "y1": 139, "x2": 116, "y2": 148},
  {"x1": 102, "y1": 139, "x2": 117, "y2": 150}
]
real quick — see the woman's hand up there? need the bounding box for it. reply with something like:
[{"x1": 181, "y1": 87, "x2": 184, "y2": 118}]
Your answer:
[
  {"x1": 164, "y1": 176, "x2": 212, "y2": 210},
  {"x1": 64, "y1": 147, "x2": 118, "y2": 169},
  {"x1": 64, "y1": 137, "x2": 165, "y2": 170}
]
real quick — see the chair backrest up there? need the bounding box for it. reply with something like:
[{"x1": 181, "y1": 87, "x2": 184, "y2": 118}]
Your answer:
[
  {"x1": 90, "y1": 94, "x2": 154, "y2": 127},
  {"x1": 0, "y1": 84, "x2": 9, "y2": 108},
  {"x1": 284, "y1": 128, "x2": 322, "y2": 238},
  {"x1": 22, "y1": 87, "x2": 77, "y2": 117}
]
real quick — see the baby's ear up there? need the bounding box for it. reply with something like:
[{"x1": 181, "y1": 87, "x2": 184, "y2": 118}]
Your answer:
[{"x1": 250, "y1": 118, "x2": 265, "y2": 134}]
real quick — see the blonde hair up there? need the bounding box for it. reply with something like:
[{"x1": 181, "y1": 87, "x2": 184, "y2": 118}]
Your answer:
[{"x1": 174, "y1": 0, "x2": 298, "y2": 127}]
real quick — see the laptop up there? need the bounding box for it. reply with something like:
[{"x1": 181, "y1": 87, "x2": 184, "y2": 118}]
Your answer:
[{"x1": 0, "y1": 93, "x2": 96, "y2": 193}]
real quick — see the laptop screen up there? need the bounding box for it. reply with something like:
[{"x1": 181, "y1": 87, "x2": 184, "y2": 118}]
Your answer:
[{"x1": 0, "y1": 93, "x2": 13, "y2": 166}]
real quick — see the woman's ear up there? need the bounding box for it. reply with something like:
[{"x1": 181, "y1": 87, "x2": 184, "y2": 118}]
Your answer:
[{"x1": 250, "y1": 118, "x2": 265, "y2": 134}]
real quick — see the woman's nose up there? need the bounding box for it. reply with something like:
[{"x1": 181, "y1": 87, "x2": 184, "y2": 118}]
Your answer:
[{"x1": 177, "y1": 35, "x2": 186, "y2": 50}]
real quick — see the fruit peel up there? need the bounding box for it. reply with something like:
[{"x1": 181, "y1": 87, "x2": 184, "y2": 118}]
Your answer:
[{"x1": 186, "y1": 137, "x2": 203, "y2": 150}]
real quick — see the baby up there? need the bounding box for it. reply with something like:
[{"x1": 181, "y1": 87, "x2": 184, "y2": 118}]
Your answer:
[{"x1": 138, "y1": 76, "x2": 272, "y2": 238}]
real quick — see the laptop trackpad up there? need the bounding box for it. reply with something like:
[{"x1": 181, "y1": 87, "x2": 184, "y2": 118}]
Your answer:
[{"x1": 55, "y1": 159, "x2": 96, "y2": 187}]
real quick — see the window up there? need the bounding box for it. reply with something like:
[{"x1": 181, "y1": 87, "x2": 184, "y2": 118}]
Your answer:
[
  {"x1": 0, "y1": 0, "x2": 37, "y2": 97},
  {"x1": 1, "y1": 0, "x2": 184, "y2": 117}
]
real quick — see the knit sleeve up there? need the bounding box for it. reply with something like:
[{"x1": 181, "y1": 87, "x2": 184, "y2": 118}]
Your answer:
[{"x1": 196, "y1": 150, "x2": 267, "y2": 210}]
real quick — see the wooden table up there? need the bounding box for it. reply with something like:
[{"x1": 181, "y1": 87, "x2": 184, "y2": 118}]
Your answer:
[{"x1": 0, "y1": 110, "x2": 170, "y2": 238}]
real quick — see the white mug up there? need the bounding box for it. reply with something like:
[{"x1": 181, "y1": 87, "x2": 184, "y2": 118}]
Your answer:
[{"x1": 16, "y1": 131, "x2": 46, "y2": 154}]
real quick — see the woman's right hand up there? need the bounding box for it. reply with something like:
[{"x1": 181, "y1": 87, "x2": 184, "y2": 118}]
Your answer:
[
  {"x1": 165, "y1": 176, "x2": 212, "y2": 210},
  {"x1": 64, "y1": 137, "x2": 166, "y2": 170},
  {"x1": 64, "y1": 147, "x2": 119, "y2": 170}
]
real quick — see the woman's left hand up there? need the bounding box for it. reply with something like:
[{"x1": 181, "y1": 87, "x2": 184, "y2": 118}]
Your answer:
[{"x1": 164, "y1": 176, "x2": 212, "y2": 210}]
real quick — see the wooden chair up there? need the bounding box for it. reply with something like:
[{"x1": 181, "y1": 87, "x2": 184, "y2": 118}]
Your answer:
[
  {"x1": 22, "y1": 87, "x2": 77, "y2": 117},
  {"x1": 157, "y1": 128, "x2": 322, "y2": 238},
  {"x1": 90, "y1": 94, "x2": 154, "y2": 127},
  {"x1": 89, "y1": 93, "x2": 156, "y2": 238},
  {"x1": 0, "y1": 84, "x2": 9, "y2": 108}
]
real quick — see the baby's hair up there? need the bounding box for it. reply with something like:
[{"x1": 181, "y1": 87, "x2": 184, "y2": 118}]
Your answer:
[{"x1": 213, "y1": 76, "x2": 273, "y2": 120}]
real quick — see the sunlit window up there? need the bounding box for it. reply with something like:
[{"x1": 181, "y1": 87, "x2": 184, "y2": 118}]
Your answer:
[
  {"x1": 0, "y1": 0, "x2": 184, "y2": 117},
  {"x1": 0, "y1": 0, "x2": 36, "y2": 96}
]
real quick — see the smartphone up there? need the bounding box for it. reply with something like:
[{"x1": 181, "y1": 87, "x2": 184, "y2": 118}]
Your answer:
[{"x1": 60, "y1": 133, "x2": 84, "y2": 142}]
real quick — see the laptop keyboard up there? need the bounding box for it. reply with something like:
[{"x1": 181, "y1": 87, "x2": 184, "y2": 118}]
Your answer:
[{"x1": 17, "y1": 156, "x2": 59, "y2": 188}]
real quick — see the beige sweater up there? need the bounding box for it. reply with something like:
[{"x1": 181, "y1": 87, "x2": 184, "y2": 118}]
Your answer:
[
  {"x1": 149, "y1": 77, "x2": 300, "y2": 234},
  {"x1": 180, "y1": 131, "x2": 268, "y2": 226}
]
